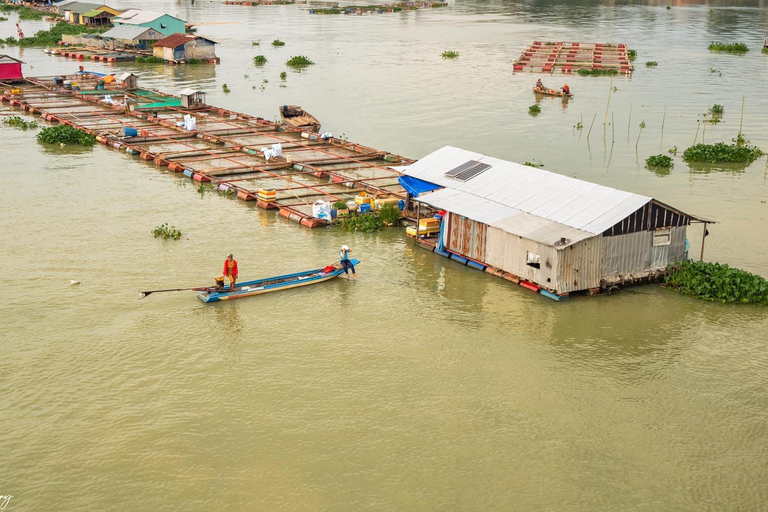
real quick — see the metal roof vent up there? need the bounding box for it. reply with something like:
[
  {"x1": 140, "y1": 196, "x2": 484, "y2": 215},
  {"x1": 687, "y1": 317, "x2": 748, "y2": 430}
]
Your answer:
[
  {"x1": 554, "y1": 237, "x2": 569, "y2": 246},
  {"x1": 445, "y1": 160, "x2": 492, "y2": 182}
]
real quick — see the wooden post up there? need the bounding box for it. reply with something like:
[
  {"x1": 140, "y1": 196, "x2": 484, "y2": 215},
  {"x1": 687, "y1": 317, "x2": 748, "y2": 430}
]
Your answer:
[
  {"x1": 587, "y1": 112, "x2": 597, "y2": 139},
  {"x1": 738, "y1": 95, "x2": 745, "y2": 136},
  {"x1": 660, "y1": 105, "x2": 666, "y2": 147},
  {"x1": 702, "y1": 103, "x2": 709, "y2": 143},
  {"x1": 700, "y1": 222, "x2": 708, "y2": 261},
  {"x1": 415, "y1": 201, "x2": 420, "y2": 237}
]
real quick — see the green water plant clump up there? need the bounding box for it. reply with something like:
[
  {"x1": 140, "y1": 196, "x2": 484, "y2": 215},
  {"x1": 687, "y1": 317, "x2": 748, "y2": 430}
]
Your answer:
[
  {"x1": 441, "y1": 49, "x2": 459, "y2": 59},
  {"x1": 222, "y1": 83, "x2": 231, "y2": 93},
  {"x1": 528, "y1": 104, "x2": 541, "y2": 116},
  {"x1": 0, "y1": 16, "x2": 8, "y2": 21},
  {"x1": 645, "y1": 61, "x2": 658, "y2": 67},
  {"x1": 36, "y1": 125, "x2": 95, "y2": 146},
  {"x1": 286, "y1": 55, "x2": 314, "y2": 68},
  {"x1": 627, "y1": 49, "x2": 637, "y2": 61},
  {"x1": 577, "y1": 68, "x2": 618, "y2": 76},
  {"x1": 280, "y1": 71, "x2": 287, "y2": 80},
  {"x1": 665, "y1": 260, "x2": 768, "y2": 305},
  {"x1": 378, "y1": 204, "x2": 401, "y2": 226},
  {"x1": 253, "y1": 55, "x2": 267, "y2": 65},
  {"x1": 2, "y1": 115, "x2": 38, "y2": 130},
  {"x1": 708, "y1": 41, "x2": 749, "y2": 53},
  {"x1": 763, "y1": 48, "x2": 768, "y2": 54},
  {"x1": 135, "y1": 56, "x2": 163, "y2": 63},
  {"x1": 340, "y1": 212, "x2": 385, "y2": 232},
  {"x1": 0, "y1": 4, "x2": 59, "y2": 20},
  {"x1": 271, "y1": 39, "x2": 285, "y2": 46},
  {"x1": 185, "y1": 58, "x2": 201, "y2": 64},
  {"x1": 645, "y1": 154, "x2": 673, "y2": 169},
  {"x1": 9, "y1": 22, "x2": 105, "y2": 47},
  {"x1": 683, "y1": 138, "x2": 763, "y2": 163},
  {"x1": 709, "y1": 103, "x2": 724, "y2": 116},
  {"x1": 152, "y1": 223, "x2": 183, "y2": 240}
]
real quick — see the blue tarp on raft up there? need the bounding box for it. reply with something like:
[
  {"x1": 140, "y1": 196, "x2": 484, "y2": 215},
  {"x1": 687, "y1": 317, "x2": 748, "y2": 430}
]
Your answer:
[{"x1": 398, "y1": 175, "x2": 442, "y2": 197}]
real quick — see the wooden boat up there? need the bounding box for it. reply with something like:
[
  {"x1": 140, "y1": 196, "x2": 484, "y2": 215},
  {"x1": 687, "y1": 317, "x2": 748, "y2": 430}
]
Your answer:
[
  {"x1": 533, "y1": 87, "x2": 573, "y2": 98},
  {"x1": 198, "y1": 259, "x2": 359, "y2": 303},
  {"x1": 279, "y1": 104, "x2": 321, "y2": 133}
]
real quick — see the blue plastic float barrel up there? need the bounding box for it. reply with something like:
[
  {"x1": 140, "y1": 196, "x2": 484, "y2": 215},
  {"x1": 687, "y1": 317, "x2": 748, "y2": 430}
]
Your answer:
[{"x1": 123, "y1": 127, "x2": 138, "y2": 137}]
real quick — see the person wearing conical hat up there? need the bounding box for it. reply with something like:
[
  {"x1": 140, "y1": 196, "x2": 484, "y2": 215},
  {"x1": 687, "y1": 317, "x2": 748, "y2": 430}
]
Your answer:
[{"x1": 339, "y1": 245, "x2": 356, "y2": 280}]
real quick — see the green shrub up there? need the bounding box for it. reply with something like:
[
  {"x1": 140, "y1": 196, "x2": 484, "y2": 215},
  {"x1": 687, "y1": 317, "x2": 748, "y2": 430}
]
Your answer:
[
  {"x1": 0, "y1": 4, "x2": 59, "y2": 20},
  {"x1": 9, "y1": 22, "x2": 106, "y2": 47},
  {"x1": 708, "y1": 41, "x2": 749, "y2": 53},
  {"x1": 528, "y1": 104, "x2": 541, "y2": 116},
  {"x1": 271, "y1": 39, "x2": 285, "y2": 46},
  {"x1": 665, "y1": 260, "x2": 768, "y2": 304},
  {"x1": 280, "y1": 71, "x2": 287, "y2": 80},
  {"x1": 152, "y1": 223, "x2": 182, "y2": 240},
  {"x1": 286, "y1": 55, "x2": 314, "y2": 68},
  {"x1": 441, "y1": 50, "x2": 459, "y2": 59},
  {"x1": 627, "y1": 49, "x2": 637, "y2": 61},
  {"x1": 710, "y1": 103, "x2": 724, "y2": 116},
  {"x1": 645, "y1": 61, "x2": 658, "y2": 67},
  {"x1": 340, "y1": 212, "x2": 384, "y2": 232},
  {"x1": 577, "y1": 68, "x2": 618, "y2": 76},
  {"x1": 36, "y1": 125, "x2": 95, "y2": 146},
  {"x1": 379, "y1": 203, "x2": 401, "y2": 225},
  {"x1": 2, "y1": 115, "x2": 38, "y2": 130},
  {"x1": 253, "y1": 55, "x2": 267, "y2": 65},
  {"x1": 645, "y1": 154, "x2": 673, "y2": 168},
  {"x1": 683, "y1": 141, "x2": 763, "y2": 163},
  {"x1": 333, "y1": 200, "x2": 348, "y2": 210}
]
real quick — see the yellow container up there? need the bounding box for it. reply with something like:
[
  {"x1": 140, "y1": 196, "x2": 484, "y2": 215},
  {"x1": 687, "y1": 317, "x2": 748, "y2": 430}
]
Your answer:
[
  {"x1": 407, "y1": 225, "x2": 439, "y2": 236},
  {"x1": 355, "y1": 193, "x2": 373, "y2": 206},
  {"x1": 258, "y1": 189, "x2": 276, "y2": 202},
  {"x1": 419, "y1": 218, "x2": 441, "y2": 230},
  {"x1": 377, "y1": 195, "x2": 400, "y2": 207}
]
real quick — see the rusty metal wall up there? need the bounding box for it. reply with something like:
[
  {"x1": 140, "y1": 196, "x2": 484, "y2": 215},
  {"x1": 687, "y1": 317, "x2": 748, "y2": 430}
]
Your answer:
[
  {"x1": 601, "y1": 226, "x2": 687, "y2": 283},
  {"x1": 485, "y1": 226, "x2": 560, "y2": 288},
  {"x1": 446, "y1": 212, "x2": 487, "y2": 262},
  {"x1": 556, "y1": 236, "x2": 603, "y2": 293}
]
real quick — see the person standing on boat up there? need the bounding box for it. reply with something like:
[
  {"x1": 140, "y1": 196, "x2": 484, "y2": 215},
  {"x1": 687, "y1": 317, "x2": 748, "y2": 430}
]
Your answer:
[
  {"x1": 340, "y1": 245, "x2": 356, "y2": 280},
  {"x1": 561, "y1": 83, "x2": 570, "y2": 95},
  {"x1": 223, "y1": 253, "x2": 238, "y2": 290}
]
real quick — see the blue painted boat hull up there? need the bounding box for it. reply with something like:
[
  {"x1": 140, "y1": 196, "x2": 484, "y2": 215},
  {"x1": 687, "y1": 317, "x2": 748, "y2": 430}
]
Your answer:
[{"x1": 198, "y1": 259, "x2": 360, "y2": 303}]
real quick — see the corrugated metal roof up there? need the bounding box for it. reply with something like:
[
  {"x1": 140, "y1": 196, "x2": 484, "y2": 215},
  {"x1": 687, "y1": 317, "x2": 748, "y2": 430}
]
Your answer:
[
  {"x1": 114, "y1": 9, "x2": 183, "y2": 24},
  {"x1": 417, "y1": 188, "x2": 595, "y2": 247},
  {"x1": 101, "y1": 25, "x2": 159, "y2": 40},
  {"x1": 405, "y1": 146, "x2": 652, "y2": 235}
]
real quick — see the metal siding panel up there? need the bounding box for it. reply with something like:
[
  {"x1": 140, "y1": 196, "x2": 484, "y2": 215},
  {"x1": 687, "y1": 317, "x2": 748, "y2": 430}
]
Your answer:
[
  {"x1": 557, "y1": 235, "x2": 602, "y2": 293},
  {"x1": 485, "y1": 227, "x2": 558, "y2": 288},
  {"x1": 600, "y1": 232, "x2": 653, "y2": 283}
]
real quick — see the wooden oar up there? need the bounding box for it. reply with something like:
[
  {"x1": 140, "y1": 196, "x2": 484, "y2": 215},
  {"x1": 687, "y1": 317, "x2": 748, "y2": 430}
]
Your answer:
[{"x1": 140, "y1": 286, "x2": 212, "y2": 299}]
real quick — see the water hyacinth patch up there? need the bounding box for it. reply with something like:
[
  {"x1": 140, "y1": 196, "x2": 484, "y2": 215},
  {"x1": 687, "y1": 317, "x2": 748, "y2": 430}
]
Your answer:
[
  {"x1": 528, "y1": 104, "x2": 541, "y2": 116},
  {"x1": 646, "y1": 61, "x2": 658, "y2": 67},
  {"x1": 286, "y1": 55, "x2": 314, "y2": 68},
  {"x1": 36, "y1": 125, "x2": 95, "y2": 146},
  {"x1": 271, "y1": 39, "x2": 285, "y2": 46},
  {"x1": 665, "y1": 260, "x2": 768, "y2": 304},
  {"x1": 253, "y1": 55, "x2": 267, "y2": 65},
  {"x1": 441, "y1": 50, "x2": 459, "y2": 59},
  {"x1": 577, "y1": 68, "x2": 618, "y2": 76},
  {"x1": 2, "y1": 115, "x2": 38, "y2": 130},
  {"x1": 152, "y1": 223, "x2": 182, "y2": 240},
  {"x1": 683, "y1": 141, "x2": 763, "y2": 163},
  {"x1": 708, "y1": 41, "x2": 749, "y2": 53},
  {"x1": 645, "y1": 154, "x2": 673, "y2": 169}
]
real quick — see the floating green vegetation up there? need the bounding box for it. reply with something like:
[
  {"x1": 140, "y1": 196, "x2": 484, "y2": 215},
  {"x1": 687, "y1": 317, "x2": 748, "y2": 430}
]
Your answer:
[
  {"x1": 763, "y1": 48, "x2": 768, "y2": 54},
  {"x1": 5, "y1": 22, "x2": 106, "y2": 47},
  {"x1": 222, "y1": 83, "x2": 231, "y2": 93},
  {"x1": 666, "y1": 5, "x2": 671, "y2": 9},
  {"x1": 0, "y1": 16, "x2": 8, "y2": 21},
  {"x1": 152, "y1": 223, "x2": 183, "y2": 240},
  {"x1": 252, "y1": 40, "x2": 260, "y2": 46},
  {"x1": 2, "y1": 115, "x2": 38, "y2": 130},
  {"x1": 645, "y1": 154, "x2": 673, "y2": 169},
  {"x1": 286, "y1": 55, "x2": 314, "y2": 68},
  {"x1": 135, "y1": 55, "x2": 163, "y2": 63},
  {"x1": 576, "y1": 68, "x2": 618, "y2": 76},
  {"x1": 523, "y1": 160, "x2": 544, "y2": 167},
  {"x1": 645, "y1": 61, "x2": 658, "y2": 67},
  {"x1": 0, "y1": 4, "x2": 59, "y2": 20},
  {"x1": 36, "y1": 125, "x2": 95, "y2": 146},
  {"x1": 441, "y1": 49, "x2": 459, "y2": 59},
  {"x1": 708, "y1": 41, "x2": 749, "y2": 53},
  {"x1": 683, "y1": 137, "x2": 764, "y2": 163},
  {"x1": 253, "y1": 55, "x2": 267, "y2": 65},
  {"x1": 332, "y1": 200, "x2": 348, "y2": 210},
  {"x1": 312, "y1": 5, "x2": 403, "y2": 13},
  {"x1": 545, "y1": 41, "x2": 558, "y2": 46},
  {"x1": 665, "y1": 260, "x2": 768, "y2": 305},
  {"x1": 186, "y1": 58, "x2": 201, "y2": 64},
  {"x1": 627, "y1": 49, "x2": 637, "y2": 61},
  {"x1": 197, "y1": 183, "x2": 215, "y2": 196},
  {"x1": 528, "y1": 104, "x2": 541, "y2": 116},
  {"x1": 639, "y1": 120, "x2": 646, "y2": 129},
  {"x1": 603, "y1": 43, "x2": 615, "y2": 48},
  {"x1": 378, "y1": 204, "x2": 401, "y2": 226},
  {"x1": 573, "y1": 121, "x2": 583, "y2": 130},
  {"x1": 710, "y1": 103, "x2": 724, "y2": 116},
  {"x1": 280, "y1": 71, "x2": 287, "y2": 80},
  {"x1": 271, "y1": 39, "x2": 285, "y2": 46},
  {"x1": 340, "y1": 212, "x2": 384, "y2": 232},
  {"x1": 668, "y1": 146, "x2": 678, "y2": 155}
]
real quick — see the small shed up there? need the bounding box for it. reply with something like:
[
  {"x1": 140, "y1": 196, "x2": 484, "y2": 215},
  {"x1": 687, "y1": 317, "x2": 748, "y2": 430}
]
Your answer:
[
  {"x1": 179, "y1": 88, "x2": 206, "y2": 107},
  {"x1": 118, "y1": 72, "x2": 137, "y2": 90},
  {"x1": 80, "y1": 5, "x2": 123, "y2": 26},
  {"x1": 152, "y1": 34, "x2": 217, "y2": 63},
  {"x1": 0, "y1": 54, "x2": 24, "y2": 82},
  {"x1": 403, "y1": 146, "x2": 713, "y2": 297},
  {"x1": 100, "y1": 26, "x2": 164, "y2": 49}
]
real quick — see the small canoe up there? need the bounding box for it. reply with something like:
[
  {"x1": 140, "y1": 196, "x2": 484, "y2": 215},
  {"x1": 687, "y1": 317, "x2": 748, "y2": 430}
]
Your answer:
[
  {"x1": 198, "y1": 259, "x2": 359, "y2": 303},
  {"x1": 279, "y1": 104, "x2": 321, "y2": 133},
  {"x1": 533, "y1": 87, "x2": 573, "y2": 98}
]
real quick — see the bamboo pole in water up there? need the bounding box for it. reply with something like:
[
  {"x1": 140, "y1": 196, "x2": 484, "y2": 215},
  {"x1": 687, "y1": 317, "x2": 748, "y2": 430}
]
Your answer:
[
  {"x1": 603, "y1": 78, "x2": 613, "y2": 137},
  {"x1": 702, "y1": 103, "x2": 709, "y2": 143},
  {"x1": 587, "y1": 113, "x2": 597, "y2": 139},
  {"x1": 627, "y1": 103, "x2": 632, "y2": 141},
  {"x1": 611, "y1": 112, "x2": 615, "y2": 144},
  {"x1": 739, "y1": 95, "x2": 745, "y2": 135},
  {"x1": 693, "y1": 120, "x2": 701, "y2": 145},
  {"x1": 660, "y1": 105, "x2": 666, "y2": 147},
  {"x1": 636, "y1": 121, "x2": 644, "y2": 149}
]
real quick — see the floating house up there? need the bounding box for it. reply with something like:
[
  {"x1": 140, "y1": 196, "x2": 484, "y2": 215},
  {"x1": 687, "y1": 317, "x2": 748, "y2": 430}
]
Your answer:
[
  {"x1": 179, "y1": 88, "x2": 206, "y2": 107},
  {"x1": 118, "y1": 72, "x2": 137, "y2": 90},
  {"x1": 58, "y1": 2, "x2": 101, "y2": 24},
  {"x1": 402, "y1": 146, "x2": 712, "y2": 298},
  {"x1": 100, "y1": 26, "x2": 164, "y2": 49},
  {"x1": 80, "y1": 5, "x2": 123, "y2": 26},
  {"x1": 0, "y1": 55, "x2": 24, "y2": 82},
  {"x1": 152, "y1": 34, "x2": 217, "y2": 63},
  {"x1": 112, "y1": 10, "x2": 187, "y2": 37}
]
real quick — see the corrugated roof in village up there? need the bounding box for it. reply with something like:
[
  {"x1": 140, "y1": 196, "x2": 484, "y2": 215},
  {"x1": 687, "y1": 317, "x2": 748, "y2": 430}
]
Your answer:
[
  {"x1": 101, "y1": 25, "x2": 158, "y2": 40},
  {"x1": 114, "y1": 9, "x2": 183, "y2": 24},
  {"x1": 403, "y1": 146, "x2": 652, "y2": 235}
]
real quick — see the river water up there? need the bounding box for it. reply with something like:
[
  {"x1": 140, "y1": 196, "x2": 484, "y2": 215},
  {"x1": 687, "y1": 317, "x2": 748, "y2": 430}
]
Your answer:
[{"x1": 1, "y1": 0, "x2": 768, "y2": 509}]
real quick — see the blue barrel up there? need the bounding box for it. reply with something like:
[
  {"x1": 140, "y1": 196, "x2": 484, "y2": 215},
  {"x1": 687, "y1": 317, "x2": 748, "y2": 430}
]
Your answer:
[
  {"x1": 360, "y1": 203, "x2": 371, "y2": 214},
  {"x1": 398, "y1": 199, "x2": 405, "y2": 210},
  {"x1": 434, "y1": 214, "x2": 443, "y2": 220},
  {"x1": 123, "y1": 127, "x2": 138, "y2": 137}
]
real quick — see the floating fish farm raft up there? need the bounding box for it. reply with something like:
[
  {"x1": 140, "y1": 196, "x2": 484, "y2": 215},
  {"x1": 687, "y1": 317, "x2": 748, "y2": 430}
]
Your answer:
[
  {"x1": 513, "y1": 42, "x2": 633, "y2": 74},
  {"x1": 0, "y1": 75, "x2": 411, "y2": 228}
]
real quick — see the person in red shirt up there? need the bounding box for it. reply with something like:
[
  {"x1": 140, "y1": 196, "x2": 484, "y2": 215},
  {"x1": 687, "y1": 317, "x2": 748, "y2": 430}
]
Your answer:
[{"x1": 222, "y1": 253, "x2": 238, "y2": 291}]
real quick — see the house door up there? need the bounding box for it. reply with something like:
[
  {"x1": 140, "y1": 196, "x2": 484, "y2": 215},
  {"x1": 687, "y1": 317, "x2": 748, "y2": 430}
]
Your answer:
[{"x1": 173, "y1": 45, "x2": 185, "y2": 60}]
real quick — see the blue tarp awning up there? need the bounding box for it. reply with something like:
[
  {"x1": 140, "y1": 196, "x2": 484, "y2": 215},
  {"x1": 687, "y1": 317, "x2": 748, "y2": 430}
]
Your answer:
[{"x1": 398, "y1": 175, "x2": 441, "y2": 198}]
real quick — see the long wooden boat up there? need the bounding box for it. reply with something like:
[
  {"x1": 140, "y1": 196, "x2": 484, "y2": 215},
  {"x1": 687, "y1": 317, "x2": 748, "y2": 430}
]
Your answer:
[
  {"x1": 279, "y1": 104, "x2": 321, "y2": 133},
  {"x1": 198, "y1": 259, "x2": 359, "y2": 303},
  {"x1": 533, "y1": 87, "x2": 573, "y2": 98}
]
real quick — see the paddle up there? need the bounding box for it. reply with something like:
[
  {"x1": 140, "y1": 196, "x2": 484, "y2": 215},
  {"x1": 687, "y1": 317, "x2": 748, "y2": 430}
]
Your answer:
[{"x1": 139, "y1": 286, "x2": 212, "y2": 299}]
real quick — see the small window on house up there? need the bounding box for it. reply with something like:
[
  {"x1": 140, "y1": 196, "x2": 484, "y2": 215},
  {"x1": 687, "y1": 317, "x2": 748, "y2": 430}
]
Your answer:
[
  {"x1": 653, "y1": 227, "x2": 671, "y2": 247},
  {"x1": 526, "y1": 251, "x2": 541, "y2": 269}
]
